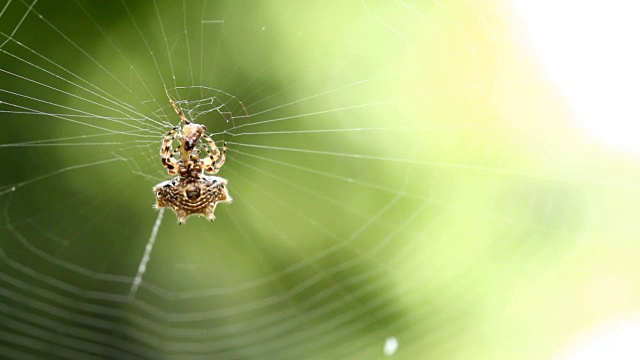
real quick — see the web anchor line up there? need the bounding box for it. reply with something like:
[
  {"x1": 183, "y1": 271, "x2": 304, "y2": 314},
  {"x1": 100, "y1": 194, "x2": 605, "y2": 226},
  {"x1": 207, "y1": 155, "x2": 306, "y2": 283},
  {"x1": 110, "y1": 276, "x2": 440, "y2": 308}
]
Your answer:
[{"x1": 129, "y1": 208, "x2": 164, "y2": 298}]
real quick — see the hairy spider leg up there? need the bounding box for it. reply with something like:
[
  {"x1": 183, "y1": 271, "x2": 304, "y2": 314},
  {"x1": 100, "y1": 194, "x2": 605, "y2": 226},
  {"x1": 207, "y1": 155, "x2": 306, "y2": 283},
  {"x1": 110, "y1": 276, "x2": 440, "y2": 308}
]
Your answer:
[
  {"x1": 160, "y1": 126, "x2": 181, "y2": 176},
  {"x1": 169, "y1": 97, "x2": 191, "y2": 124},
  {"x1": 201, "y1": 134, "x2": 226, "y2": 175}
]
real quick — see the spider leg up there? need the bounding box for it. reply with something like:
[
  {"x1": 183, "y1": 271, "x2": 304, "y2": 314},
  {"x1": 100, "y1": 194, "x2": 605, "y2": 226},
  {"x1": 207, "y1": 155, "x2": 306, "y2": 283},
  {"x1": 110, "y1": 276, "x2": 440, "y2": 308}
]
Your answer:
[
  {"x1": 161, "y1": 126, "x2": 181, "y2": 176},
  {"x1": 169, "y1": 97, "x2": 191, "y2": 124},
  {"x1": 201, "y1": 134, "x2": 226, "y2": 174}
]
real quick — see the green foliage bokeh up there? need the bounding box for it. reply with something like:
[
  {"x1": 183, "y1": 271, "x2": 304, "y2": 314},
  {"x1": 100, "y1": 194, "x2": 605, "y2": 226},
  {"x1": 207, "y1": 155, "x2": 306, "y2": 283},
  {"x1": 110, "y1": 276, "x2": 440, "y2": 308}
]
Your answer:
[{"x1": 1, "y1": 1, "x2": 640, "y2": 359}]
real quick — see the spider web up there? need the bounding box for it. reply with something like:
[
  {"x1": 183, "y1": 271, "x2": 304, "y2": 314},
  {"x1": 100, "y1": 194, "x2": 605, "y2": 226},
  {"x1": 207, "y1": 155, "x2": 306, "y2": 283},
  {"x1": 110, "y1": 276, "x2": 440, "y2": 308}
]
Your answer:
[{"x1": 1, "y1": 1, "x2": 638, "y2": 359}]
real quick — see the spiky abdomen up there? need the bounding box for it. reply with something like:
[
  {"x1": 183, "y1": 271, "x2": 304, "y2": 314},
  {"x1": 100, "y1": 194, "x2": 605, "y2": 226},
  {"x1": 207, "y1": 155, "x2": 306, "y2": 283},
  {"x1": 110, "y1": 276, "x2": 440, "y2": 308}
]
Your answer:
[{"x1": 154, "y1": 175, "x2": 232, "y2": 224}]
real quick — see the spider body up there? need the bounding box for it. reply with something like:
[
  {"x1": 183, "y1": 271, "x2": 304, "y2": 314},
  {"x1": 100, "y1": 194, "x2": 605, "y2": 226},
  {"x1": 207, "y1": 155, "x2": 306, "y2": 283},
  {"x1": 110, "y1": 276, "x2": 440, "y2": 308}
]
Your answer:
[
  {"x1": 154, "y1": 175, "x2": 230, "y2": 223},
  {"x1": 153, "y1": 98, "x2": 231, "y2": 224}
]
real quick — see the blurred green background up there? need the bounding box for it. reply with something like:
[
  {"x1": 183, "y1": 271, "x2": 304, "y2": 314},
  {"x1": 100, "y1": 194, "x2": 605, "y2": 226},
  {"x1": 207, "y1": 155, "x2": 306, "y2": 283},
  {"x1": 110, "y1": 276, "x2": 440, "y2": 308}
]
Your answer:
[{"x1": 1, "y1": 0, "x2": 640, "y2": 359}]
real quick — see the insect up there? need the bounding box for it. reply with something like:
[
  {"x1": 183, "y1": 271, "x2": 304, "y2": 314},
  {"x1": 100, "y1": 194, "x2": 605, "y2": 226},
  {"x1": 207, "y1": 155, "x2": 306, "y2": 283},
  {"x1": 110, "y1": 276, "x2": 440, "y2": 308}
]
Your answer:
[{"x1": 153, "y1": 97, "x2": 232, "y2": 224}]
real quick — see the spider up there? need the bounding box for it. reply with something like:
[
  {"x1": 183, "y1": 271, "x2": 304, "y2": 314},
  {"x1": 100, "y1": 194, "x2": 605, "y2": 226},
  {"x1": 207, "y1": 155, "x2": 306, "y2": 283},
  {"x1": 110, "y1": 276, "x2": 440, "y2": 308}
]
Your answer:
[{"x1": 153, "y1": 97, "x2": 232, "y2": 224}]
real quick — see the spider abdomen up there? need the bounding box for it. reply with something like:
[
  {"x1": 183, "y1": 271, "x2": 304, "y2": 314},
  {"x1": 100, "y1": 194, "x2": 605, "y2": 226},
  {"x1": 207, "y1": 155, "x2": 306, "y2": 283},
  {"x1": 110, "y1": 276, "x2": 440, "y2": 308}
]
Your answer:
[{"x1": 154, "y1": 176, "x2": 231, "y2": 224}]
